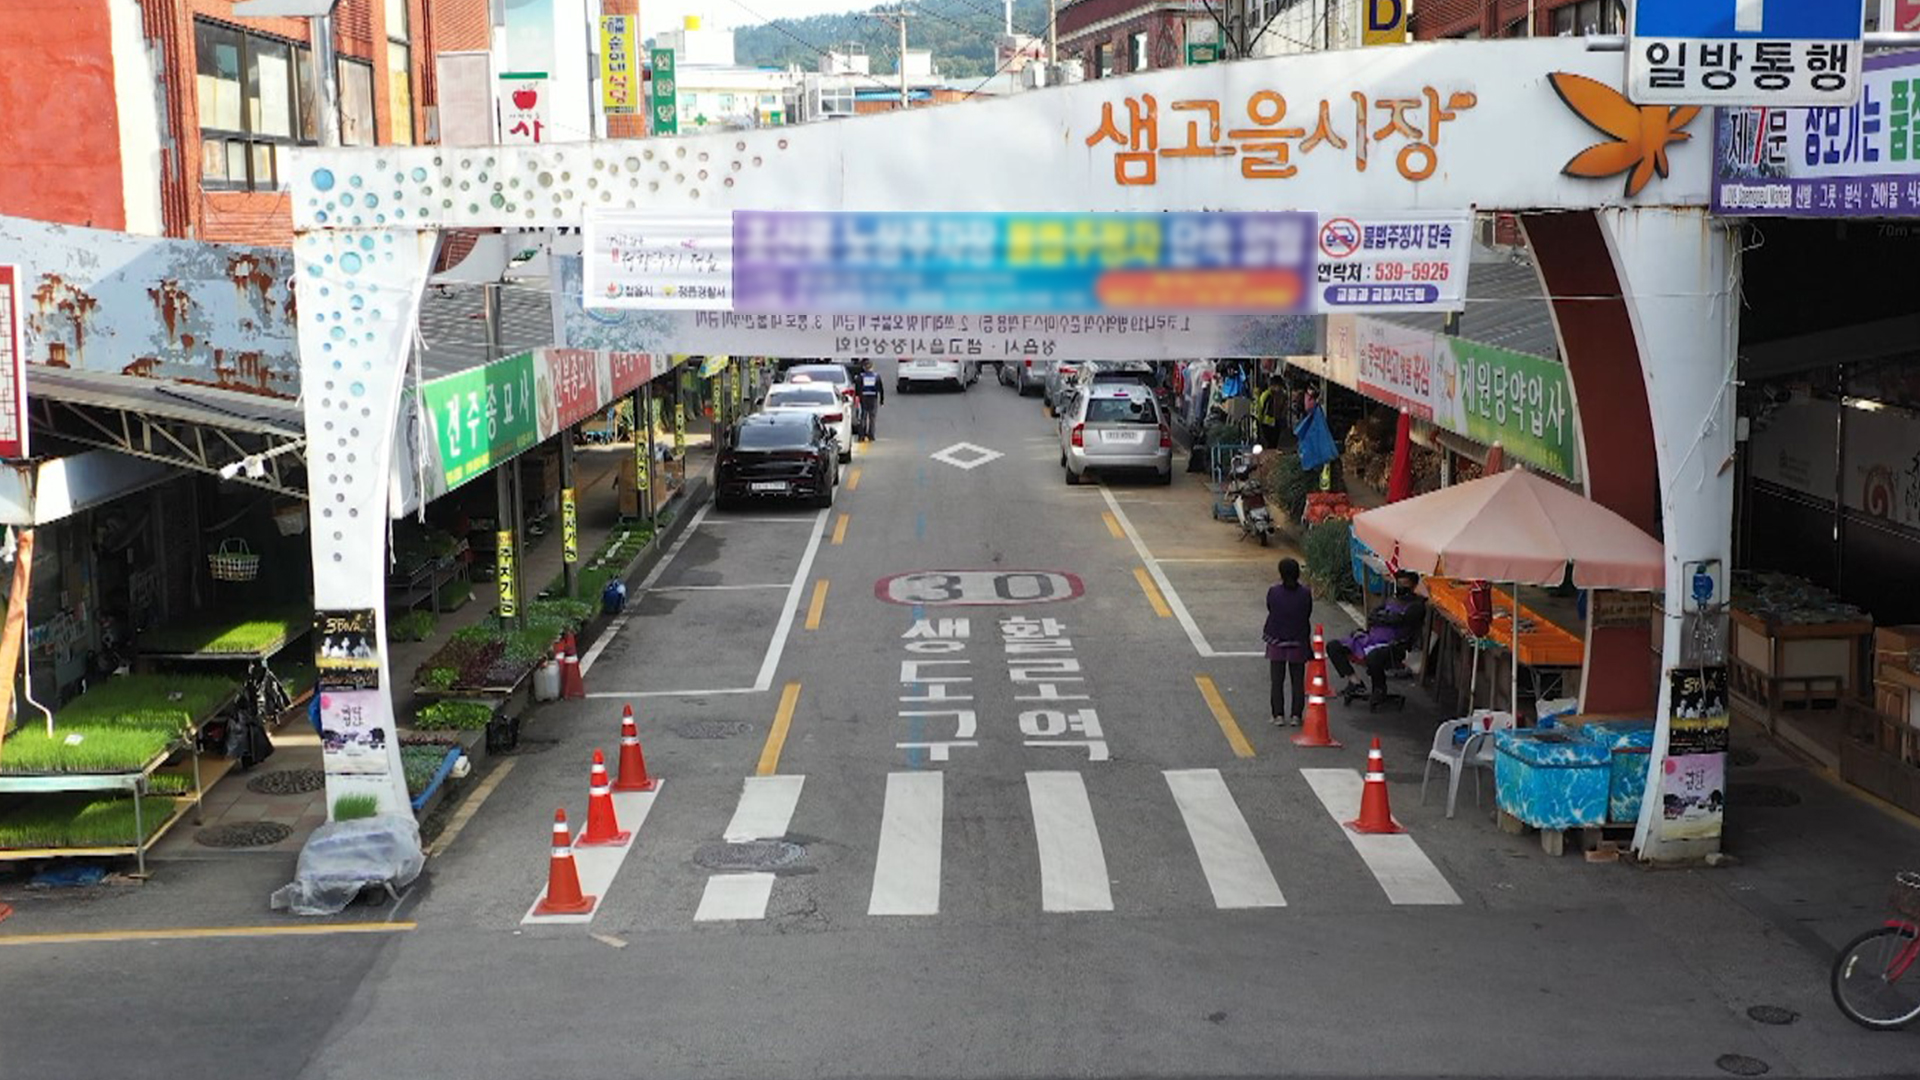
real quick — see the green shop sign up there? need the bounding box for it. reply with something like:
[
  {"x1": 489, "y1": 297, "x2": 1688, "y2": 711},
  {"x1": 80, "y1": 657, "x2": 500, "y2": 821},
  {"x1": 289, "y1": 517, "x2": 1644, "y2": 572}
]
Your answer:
[
  {"x1": 1444, "y1": 338, "x2": 1577, "y2": 480},
  {"x1": 423, "y1": 351, "x2": 540, "y2": 490}
]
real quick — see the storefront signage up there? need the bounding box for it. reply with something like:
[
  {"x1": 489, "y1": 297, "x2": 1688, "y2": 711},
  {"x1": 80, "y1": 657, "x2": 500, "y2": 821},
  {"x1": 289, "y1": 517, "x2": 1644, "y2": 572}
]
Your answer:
[
  {"x1": 500, "y1": 73, "x2": 550, "y2": 144},
  {"x1": 1713, "y1": 51, "x2": 1920, "y2": 217},
  {"x1": 600, "y1": 16, "x2": 637, "y2": 116},
  {"x1": 542, "y1": 347, "x2": 603, "y2": 430},
  {"x1": 650, "y1": 48, "x2": 678, "y2": 136},
  {"x1": 422, "y1": 350, "x2": 540, "y2": 489},
  {"x1": 607, "y1": 351, "x2": 655, "y2": 397},
  {"x1": 496, "y1": 529, "x2": 518, "y2": 618},
  {"x1": 0, "y1": 266, "x2": 24, "y2": 459},
  {"x1": 1629, "y1": 0, "x2": 1863, "y2": 107},
  {"x1": 1362, "y1": 0, "x2": 1408, "y2": 46},
  {"x1": 314, "y1": 609, "x2": 380, "y2": 691},
  {"x1": 1747, "y1": 393, "x2": 1920, "y2": 533},
  {"x1": 1591, "y1": 589, "x2": 1657, "y2": 630},
  {"x1": 561, "y1": 487, "x2": 578, "y2": 563}
]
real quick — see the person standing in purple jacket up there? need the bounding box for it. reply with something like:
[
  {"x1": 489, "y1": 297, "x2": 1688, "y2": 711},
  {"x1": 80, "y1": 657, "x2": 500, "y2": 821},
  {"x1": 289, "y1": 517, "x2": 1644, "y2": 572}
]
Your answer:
[{"x1": 1263, "y1": 558, "x2": 1314, "y2": 725}]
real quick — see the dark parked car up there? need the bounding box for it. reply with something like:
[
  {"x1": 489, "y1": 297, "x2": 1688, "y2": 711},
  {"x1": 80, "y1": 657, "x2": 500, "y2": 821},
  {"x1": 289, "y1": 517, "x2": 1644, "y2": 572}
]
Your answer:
[{"x1": 715, "y1": 412, "x2": 839, "y2": 510}]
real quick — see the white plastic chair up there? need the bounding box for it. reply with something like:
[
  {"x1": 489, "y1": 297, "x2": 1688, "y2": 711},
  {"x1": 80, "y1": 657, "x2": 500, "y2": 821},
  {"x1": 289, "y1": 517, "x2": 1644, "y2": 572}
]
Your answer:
[{"x1": 1422, "y1": 710, "x2": 1518, "y2": 818}]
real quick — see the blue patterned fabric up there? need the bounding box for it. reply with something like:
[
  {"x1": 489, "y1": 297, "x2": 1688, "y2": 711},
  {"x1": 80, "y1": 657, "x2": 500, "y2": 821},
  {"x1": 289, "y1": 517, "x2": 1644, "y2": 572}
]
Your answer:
[
  {"x1": 1495, "y1": 731, "x2": 1609, "y2": 829},
  {"x1": 1579, "y1": 721, "x2": 1656, "y2": 824}
]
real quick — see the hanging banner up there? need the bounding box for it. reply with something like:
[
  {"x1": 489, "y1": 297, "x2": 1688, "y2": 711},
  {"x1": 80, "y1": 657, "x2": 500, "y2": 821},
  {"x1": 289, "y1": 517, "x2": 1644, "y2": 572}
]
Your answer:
[
  {"x1": 674, "y1": 399, "x2": 687, "y2": 458},
  {"x1": 600, "y1": 15, "x2": 637, "y2": 116},
  {"x1": 496, "y1": 530, "x2": 518, "y2": 618},
  {"x1": 561, "y1": 487, "x2": 578, "y2": 563},
  {"x1": 650, "y1": 48, "x2": 678, "y2": 136},
  {"x1": 633, "y1": 423, "x2": 650, "y2": 512},
  {"x1": 0, "y1": 266, "x2": 25, "y2": 460}
]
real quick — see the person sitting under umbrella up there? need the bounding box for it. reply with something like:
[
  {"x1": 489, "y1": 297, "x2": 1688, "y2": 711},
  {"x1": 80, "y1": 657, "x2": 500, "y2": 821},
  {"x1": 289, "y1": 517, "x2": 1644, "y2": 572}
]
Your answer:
[{"x1": 1327, "y1": 570, "x2": 1427, "y2": 707}]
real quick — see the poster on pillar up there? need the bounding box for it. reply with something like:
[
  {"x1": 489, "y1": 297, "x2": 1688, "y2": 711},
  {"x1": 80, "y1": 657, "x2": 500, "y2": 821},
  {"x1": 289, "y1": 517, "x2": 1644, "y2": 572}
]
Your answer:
[
  {"x1": 1660, "y1": 666, "x2": 1729, "y2": 842},
  {"x1": 315, "y1": 609, "x2": 381, "y2": 691}
]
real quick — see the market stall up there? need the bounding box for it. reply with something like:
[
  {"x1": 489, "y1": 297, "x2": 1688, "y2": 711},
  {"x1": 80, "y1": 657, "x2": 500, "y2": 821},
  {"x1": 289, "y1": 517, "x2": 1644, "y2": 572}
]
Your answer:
[{"x1": 1420, "y1": 578, "x2": 1587, "y2": 714}]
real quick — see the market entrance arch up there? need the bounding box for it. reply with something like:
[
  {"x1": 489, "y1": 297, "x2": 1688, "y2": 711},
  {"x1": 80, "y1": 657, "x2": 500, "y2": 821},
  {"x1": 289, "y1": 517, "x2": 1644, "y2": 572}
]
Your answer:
[{"x1": 288, "y1": 37, "x2": 1737, "y2": 862}]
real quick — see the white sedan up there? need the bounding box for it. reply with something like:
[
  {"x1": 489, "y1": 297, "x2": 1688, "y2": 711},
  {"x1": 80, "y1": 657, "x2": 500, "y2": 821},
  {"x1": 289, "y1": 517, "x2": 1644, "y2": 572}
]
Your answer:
[
  {"x1": 897, "y1": 358, "x2": 978, "y2": 392},
  {"x1": 761, "y1": 382, "x2": 854, "y2": 462}
]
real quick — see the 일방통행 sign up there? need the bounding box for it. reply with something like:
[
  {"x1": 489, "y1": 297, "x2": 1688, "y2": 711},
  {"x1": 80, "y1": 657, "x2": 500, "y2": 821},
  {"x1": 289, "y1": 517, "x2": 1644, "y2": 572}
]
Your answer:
[{"x1": 1628, "y1": 0, "x2": 1863, "y2": 107}]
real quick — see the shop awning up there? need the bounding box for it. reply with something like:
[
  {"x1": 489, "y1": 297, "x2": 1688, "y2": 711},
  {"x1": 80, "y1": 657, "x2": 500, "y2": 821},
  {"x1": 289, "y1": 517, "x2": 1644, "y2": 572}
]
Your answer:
[
  {"x1": 1374, "y1": 256, "x2": 1561, "y2": 360},
  {"x1": 26, "y1": 366, "x2": 306, "y2": 497}
]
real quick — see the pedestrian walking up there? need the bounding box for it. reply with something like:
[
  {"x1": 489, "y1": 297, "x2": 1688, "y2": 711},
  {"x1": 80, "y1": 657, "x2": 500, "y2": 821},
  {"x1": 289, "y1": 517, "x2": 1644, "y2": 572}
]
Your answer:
[{"x1": 1263, "y1": 557, "x2": 1314, "y2": 725}]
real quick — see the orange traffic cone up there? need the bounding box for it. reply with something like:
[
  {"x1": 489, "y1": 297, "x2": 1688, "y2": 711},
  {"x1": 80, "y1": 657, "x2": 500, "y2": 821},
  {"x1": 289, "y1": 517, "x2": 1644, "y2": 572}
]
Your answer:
[
  {"x1": 532, "y1": 809, "x2": 595, "y2": 915},
  {"x1": 577, "y1": 749, "x2": 630, "y2": 846},
  {"x1": 1308, "y1": 623, "x2": 1329, "y2": 684},
  {"x1": 1347, "y1": 738, "x2": 1405, "y2": 834},
  {"x1": 612, "y1": 705, "x2": 658, "y2": 792},
  {"x1": 559, "y1": 632, "x2": 586, "y2": 699},
  {"x1": 1291, "y1": 665, "x2": 1343, "y2": 748}
]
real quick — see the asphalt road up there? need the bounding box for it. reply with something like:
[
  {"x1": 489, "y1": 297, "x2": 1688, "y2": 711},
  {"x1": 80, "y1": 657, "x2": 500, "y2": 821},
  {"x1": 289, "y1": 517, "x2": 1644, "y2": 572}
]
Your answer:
[{"x1": 2, "y1": 363, "x2": 1913, "y2": 1080}]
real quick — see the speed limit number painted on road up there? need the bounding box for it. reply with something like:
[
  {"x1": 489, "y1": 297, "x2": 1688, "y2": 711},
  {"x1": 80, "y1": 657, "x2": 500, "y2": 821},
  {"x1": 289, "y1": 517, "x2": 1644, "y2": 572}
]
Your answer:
[{"x1": 875, "y1": 570, "x2": 1084, "y2": 607}]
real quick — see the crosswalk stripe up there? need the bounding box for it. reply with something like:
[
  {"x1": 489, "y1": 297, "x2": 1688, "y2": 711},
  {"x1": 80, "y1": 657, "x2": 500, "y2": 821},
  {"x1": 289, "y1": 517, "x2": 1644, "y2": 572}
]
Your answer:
[
  {"x1": 1299, "y1": 769, "x2": 1462, "y2": 906},
  {"x1": 694, "y1": 873, "x2": 777, "y2": 922},
  {"x1": 868, "y1": 772, "x2": 943, "y2": 916},
  {"x1": 1164, "y1": 769, "x2": 1286, "y2": 909},
  {"x1": 1026, "y1": 771, "x2": 1113, "y2": 913},
  {"x1": 724, "y1": 775, "x2": 805, "y2": 842}
]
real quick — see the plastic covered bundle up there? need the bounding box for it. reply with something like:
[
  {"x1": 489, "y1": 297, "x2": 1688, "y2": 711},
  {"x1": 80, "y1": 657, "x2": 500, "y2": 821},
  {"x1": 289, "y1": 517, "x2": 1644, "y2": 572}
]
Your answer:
[{"x1": 269, "y1": 813, "x2": 425, "y2": 916}]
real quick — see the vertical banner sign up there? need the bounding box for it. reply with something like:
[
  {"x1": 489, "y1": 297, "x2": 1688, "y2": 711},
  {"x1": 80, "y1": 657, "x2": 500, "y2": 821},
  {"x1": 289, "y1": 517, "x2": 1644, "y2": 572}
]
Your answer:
[
  {"x1": 633, "y1": 402, "x2": 650, "y2": 514},
  {"x1": 650, "y1": 49, "x2": 678, "y2": 136},
  {"x1": 496, "y1": 529, "x2": 518, "y2": 618},
  {"x1": 599, "y1": 16, "x2": 636, "y2": 115},
  {"x1": 1660, "y1": 667, "x2": 1729, "y2": 841},
  {"x1": 561, "y1": 487, "x2": 578, "y2": 563},
  {"x1": 0, "y1": 266, "x2": 25, "y2": 459},
  {"x1": 500, "y1": 73, "x2": 550, "y2": 143},
  {"x1": 674, "y1": 399, "x2": 687, "y2": 458},
  {"x1": 1362, "y1": 0, "x2": 1408, "y2": 46}
]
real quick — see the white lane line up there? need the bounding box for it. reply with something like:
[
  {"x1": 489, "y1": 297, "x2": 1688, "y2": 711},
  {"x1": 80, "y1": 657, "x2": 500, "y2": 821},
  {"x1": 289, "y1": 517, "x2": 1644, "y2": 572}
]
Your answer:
[
  {"x1": 694, "y1": 873, "x2": 776, "y2": 921},
  {"x1": 522, "y1": 784, "x2": 664, "y2": 925},
  {"x1": 1299, "y1": 769, "x2": 1462, "y2": 906},
  {"x1": 723, "y1": 774, "x2": 805, "y2": 842},
  {"x1": 1098, "y1": 486, "x2": 1261, "y2": 659},
  {"x1": 700, "y1": 517, "x2": 823, "y2": 524},
  {"x1": 580, "y1": 501, "x2": 711, "y2": 674},
  {"x1": 1026, "y1": 771, "x2": 1113, "y2": 913},
  {"x1": 587, "y1": 686, "x2": 763, "y2": 700},
  {"x1": 869, "y1": 772, "x2": 943, "y2": 916},
  {"x1": 649, "y1": 583, "x2": 793, "y2": 592},
  {"x1": 753, "y1": 508, "x2": 830, "y2": 692},
  {"x1": 1164, "y1": 769, "x2": 1286, "y2": 909}
]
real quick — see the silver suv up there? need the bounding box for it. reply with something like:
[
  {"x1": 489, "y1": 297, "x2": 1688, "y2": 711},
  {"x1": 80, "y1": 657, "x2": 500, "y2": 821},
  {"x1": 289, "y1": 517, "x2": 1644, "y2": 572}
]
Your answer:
[{"x1": 1057, "y1": 381, "x2": 1173, "y2": 486}]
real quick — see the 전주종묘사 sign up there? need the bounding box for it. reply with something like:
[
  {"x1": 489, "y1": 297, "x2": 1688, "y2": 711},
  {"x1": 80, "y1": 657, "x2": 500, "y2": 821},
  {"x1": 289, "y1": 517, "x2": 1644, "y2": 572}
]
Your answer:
[{"x1": 422, "y1": 351, "x2": 540, "y2": 489}]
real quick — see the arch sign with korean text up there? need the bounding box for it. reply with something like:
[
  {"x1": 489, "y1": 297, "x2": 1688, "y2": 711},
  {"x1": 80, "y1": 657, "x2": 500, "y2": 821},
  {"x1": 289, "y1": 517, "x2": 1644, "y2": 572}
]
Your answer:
[{"x1": 287, "y1": 36, "x2": 1735, "y2": 865}]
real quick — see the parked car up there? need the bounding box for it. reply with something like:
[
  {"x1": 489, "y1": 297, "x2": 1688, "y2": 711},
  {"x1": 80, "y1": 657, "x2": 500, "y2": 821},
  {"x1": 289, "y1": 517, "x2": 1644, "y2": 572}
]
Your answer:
[
  {"x1": 715, "y1": 412, "x2": 839, "y2": 510},
  {"x1": 1070, "y1": 360, "x2": 1158, "y2": 395},
  {"x1": 1058, "y1": 380, "x2": 1173, "y2": 486},
  {"x1": 1043, "y1": 360, "x2": 1086, "y2": 411},
  {"x1": 761, "y1": 382, "x2": 854, "y2": 462},
  {"x1": 1004, "y1": 357, "x2": 1048, "y2": 396},
  {"x1": 897, "y1": 357, "x2": 978, "y2": 392},
  {"x1": 780, "y1": 362, "x2": 863, "y2": 430}
]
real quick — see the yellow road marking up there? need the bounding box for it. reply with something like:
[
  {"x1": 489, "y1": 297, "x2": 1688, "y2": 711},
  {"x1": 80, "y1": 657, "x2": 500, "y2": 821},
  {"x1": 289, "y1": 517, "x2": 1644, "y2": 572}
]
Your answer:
[
  {"x1": 1102, "y1": 511, "x2": 1126, "y2": 540},
  {"x1": 0, "y1": 922, "x2": 418, "y2": 947},
  {"x1": 426, "y1": 757, "x2": 517, "y2": 856},
  {"x1": 1133, "y1": 567, "x2": 1172, "y2": 618},
  {"x1": 831, "y1": 513, "x2": 850, "y2": 545},
  {"x1": 847, "y1": 468, "x2": 862, "y2": 491},
  {"x1": 1195, "y1": 675, "x2": 1257, "y2": 759},
  {"x1": 805, "y1": 579, "x2": 830, "y2": 631},
  {"x1": 756, "y1": 681, "x2": 803, "y2": 776}
]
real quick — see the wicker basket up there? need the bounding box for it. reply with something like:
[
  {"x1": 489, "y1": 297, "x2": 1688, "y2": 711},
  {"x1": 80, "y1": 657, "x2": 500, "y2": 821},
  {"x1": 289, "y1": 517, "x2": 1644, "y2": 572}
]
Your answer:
[
  {"x1": 208, "y1": 538, "x2": 260, "y2": 582},
  {"x1": 1892, "y1": 871, "x2": 1920, "y2": 920}
]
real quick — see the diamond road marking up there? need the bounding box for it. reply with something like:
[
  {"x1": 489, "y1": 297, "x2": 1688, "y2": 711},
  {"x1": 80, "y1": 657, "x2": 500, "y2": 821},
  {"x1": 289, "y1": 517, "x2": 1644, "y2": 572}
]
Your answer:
[{"x1": 929, "y1": 442, "x2": 1003, "y2": 471}]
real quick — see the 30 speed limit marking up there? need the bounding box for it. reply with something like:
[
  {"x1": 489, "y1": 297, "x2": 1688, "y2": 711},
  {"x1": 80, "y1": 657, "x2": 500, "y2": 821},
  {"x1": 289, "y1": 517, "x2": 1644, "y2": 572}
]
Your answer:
[{"x1": 874, "y1": 570, "x2": 1084, "y2": 607}]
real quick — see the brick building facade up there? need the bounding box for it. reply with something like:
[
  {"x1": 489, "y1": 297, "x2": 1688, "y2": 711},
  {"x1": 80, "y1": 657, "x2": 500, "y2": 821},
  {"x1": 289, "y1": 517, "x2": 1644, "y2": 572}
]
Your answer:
[
  {"x1": 1411, "y1": 0, "x2": 1626, "y2": 40},
  {"x1": 1056, "y1": 0, "x2": 1189, "y2": 80}
]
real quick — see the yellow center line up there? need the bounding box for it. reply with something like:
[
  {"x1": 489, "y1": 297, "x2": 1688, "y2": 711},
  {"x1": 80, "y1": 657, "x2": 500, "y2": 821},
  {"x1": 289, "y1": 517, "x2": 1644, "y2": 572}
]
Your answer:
[
  {"x1": 831, "y1": 513, "x2": 850, "y2": 545},
  {"x1": 804, "y1": 579, "x2": 830, "y2": 630},
  {"x1": 1195, "y1": 675, "x2": 1256, "y2": 759},
  {"x1": 1133, "y1": 566, "x2": 1173, "y2": 618},
  {"x1": 1101, "y1": 511, "x2": 1126, "y2": 540},
  {"x1": 756, "y1": 681, "x2": 803, "y2": 776},
  {"x1": 426, "y1": 757, "x2": 517, "y2": 856},
  {"x1": 0, "y1": 922, "x2": 418, "y2": 947},
  {"x1": 846, "y1": 468, "x2": 862, "y2": 491}
]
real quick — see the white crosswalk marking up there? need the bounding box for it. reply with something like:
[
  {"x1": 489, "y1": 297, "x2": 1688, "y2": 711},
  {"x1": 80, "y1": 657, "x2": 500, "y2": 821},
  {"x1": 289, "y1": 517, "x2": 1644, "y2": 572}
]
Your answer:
[
  {"x1": 869, "y1": 772, "x2": 944, "y2": 916},
  {"x1": 695, "y1": 873, "x2": 776, "y2": 922},
  {"x1": 1164, "y1": 769, "x2": 1286, "y2": 909},
  {"x1": 1026, "y1": 771, "x2": 1113, "y2": 913},
  {"x1": 724, "y1": 775, "x2": 805, "y2": 842},
  {"x1": 1300, "y1": 769, "x2": 1462, "y2": 906}
]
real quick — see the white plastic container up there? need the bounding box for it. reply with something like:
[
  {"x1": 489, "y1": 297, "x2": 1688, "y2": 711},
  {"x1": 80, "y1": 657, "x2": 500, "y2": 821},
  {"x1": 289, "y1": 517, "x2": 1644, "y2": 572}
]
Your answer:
[{"x1": 532, "y1": 659, "x2": 562, "y2": 702}]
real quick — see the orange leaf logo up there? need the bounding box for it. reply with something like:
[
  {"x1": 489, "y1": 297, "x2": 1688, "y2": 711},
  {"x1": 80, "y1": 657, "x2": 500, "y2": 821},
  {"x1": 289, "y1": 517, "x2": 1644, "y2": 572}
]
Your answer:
[{"x1": 1550, "y1": 72, "x2": 1700, "y2": 198}]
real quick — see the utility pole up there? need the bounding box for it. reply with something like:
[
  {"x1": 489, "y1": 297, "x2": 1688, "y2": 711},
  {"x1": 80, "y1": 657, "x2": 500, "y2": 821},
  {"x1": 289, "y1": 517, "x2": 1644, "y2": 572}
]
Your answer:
[
  {"x1": 1048, "y1": 0, "x2": 1058, "y2": 64},
  {"x1": 873, "y1": 5, "x2": 912, "y2": 110}
]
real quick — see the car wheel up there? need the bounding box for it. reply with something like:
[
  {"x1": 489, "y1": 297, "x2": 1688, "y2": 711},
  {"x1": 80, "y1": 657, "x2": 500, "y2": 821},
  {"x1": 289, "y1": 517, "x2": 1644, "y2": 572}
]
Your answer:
[
  {"x1": 813, "y1": 473, "x2": 835, "y2": 509},
  {"x1": 714, "y1": 490, "x2": 735, "y2": 511},
  {"x1": 1158, "y1": 468, "x2": 1173, "y2": 486},
  {"x1": 840, "y1": 448, "x2": 852, "y2": 464},
  {"x1": 1063, "y1": 463, "x2": 1079, "y2": 486}
]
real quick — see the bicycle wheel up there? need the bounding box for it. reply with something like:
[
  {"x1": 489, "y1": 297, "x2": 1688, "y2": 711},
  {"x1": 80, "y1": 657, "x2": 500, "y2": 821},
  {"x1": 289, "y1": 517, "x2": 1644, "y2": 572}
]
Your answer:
[{"x1": 1832, "y1": 925, "x2": 1920, "y2": 1030}]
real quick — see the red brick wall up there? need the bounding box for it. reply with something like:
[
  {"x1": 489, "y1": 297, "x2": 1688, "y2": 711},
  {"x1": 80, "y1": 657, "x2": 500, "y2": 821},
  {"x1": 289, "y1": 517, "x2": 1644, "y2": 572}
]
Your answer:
[
  {"x1": 1414, "y1": 0, "x2": 1585, "y2": 39},
  {"x1": 1064, "y1": 11, "x2": 1183, "y2": 77},
  {"x1": 434, "y1": 0, "x2": 491, "y2": 51},
  {"x1": 0, "y1": 2, "x2": 127, "y2": 229}
]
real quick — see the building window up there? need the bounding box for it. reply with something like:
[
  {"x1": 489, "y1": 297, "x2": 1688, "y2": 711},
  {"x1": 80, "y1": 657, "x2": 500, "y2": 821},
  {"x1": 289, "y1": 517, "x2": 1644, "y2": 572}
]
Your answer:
[
  {"x1": 384, "y1": 0, "x2": 408, "y2": 42},
  {"x1": 1094, "y1": 41, "x2": 1114, "y2": 78},
  {"x1": 387, "y1": 42, "x2": 414, "y2": 144},
  {"x1": 1129, "y1": 31, "x2": 1148, "y2": 72},
  {"x1": 1551, "y1": 0, "x2": 1623, "y2": 36},
  {"x1": 196, "y1": 19, "x2": 315, "y2": 192},
  {"x1": 338, "y1": 58, "x2": 376, "y2": 146}
]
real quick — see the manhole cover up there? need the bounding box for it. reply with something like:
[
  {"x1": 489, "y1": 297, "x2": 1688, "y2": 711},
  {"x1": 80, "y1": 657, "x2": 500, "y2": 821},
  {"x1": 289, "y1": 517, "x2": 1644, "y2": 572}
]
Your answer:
[
  {"x1": 1715, "y1": 1054, "x2": 1770, "y2": 1077},
  {"x1": 246, "y1": 768, "x2": 325, "y2": 795},
  {"x1": 673, "y1": 720, "x2": 753, "y2": 740},
  {"x1": 692, "y1": 839, "x2": 805, "y2": 871},
  {"x1": 194, "y1": 821, "x2": 294, "y2": 849},
  {"x1": 1745, "y1": 1005, "x2": 1798, "y2": 1026},
  {"x1": 494, "y1": 738, "x2": 559, "y2": 756},
  {"x1": 1729, "y1": 747, "x2": 1761, "y2": 767},
  {"x1": 1729, "y1": 783, "x2": 1801, "y2": 808}
]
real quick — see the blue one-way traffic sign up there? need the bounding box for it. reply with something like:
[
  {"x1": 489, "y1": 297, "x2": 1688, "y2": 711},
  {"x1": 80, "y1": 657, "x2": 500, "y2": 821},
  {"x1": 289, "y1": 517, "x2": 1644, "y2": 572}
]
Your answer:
[{"x1": 1628, "y1": 0, "x2": 1864, "y2": 107}]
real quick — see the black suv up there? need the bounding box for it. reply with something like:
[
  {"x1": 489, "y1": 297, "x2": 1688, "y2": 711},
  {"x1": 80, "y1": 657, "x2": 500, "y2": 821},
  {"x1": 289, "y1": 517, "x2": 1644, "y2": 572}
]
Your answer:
[{"x1": 715, "y1": 412, "x2": 839, "y2": 510}]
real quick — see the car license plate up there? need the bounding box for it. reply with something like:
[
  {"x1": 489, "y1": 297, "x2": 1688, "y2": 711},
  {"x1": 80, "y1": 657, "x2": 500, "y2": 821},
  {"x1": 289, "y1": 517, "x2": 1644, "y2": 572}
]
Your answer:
[
  {"x1": 1106, "y1": 430, "x2": 1145, "y2": 444},
  {"x1": 751, "y1": 481, "x2": 788, "y2": 492}
]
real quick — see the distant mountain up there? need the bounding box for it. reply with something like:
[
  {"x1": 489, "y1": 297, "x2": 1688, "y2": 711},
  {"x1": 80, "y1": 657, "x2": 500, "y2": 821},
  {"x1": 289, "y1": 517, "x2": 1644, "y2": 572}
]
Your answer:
[{"x1": 734, "y1": 0, "x2": 1055, "y2": 81}]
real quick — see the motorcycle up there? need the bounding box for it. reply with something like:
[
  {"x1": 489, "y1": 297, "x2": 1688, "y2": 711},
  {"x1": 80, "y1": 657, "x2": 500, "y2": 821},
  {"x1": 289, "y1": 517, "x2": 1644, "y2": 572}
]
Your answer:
[{"x1": 1227, "y1": 446, "x2": 1276, "y2": 546}]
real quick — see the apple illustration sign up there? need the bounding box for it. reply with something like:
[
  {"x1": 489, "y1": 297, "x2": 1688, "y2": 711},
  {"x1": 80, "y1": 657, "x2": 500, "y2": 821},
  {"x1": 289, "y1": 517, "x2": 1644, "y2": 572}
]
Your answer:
[{"x1": 513, "y1": 86, "x2": 539, "y2": 110}]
